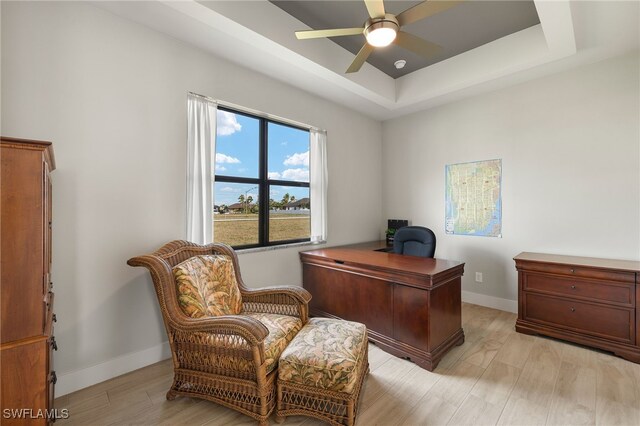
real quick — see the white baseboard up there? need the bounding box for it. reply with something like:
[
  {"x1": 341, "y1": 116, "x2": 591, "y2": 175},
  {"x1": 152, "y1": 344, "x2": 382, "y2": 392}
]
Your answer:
[
  {"x1": 462, "y1": 290, "x2": 518, "y2": 313},
  {"x1": 56, "y1": 341, "x2": 171, "y2": 397}
]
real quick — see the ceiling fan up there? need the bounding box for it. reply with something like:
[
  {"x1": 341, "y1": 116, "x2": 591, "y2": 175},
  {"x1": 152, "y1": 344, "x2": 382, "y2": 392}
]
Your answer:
[{"x1": 295, "y1": 0, "x2": 462, "y2": 73}]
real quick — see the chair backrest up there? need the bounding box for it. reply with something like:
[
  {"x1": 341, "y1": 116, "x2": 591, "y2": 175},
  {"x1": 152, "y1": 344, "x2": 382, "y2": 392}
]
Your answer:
[
  {"x1": 127, "y1": 241, "x2": 247, "y2": 326},
  {"x1": 173, "y1": 254, "x2": 243, "y2": 317},
  {"x1": 393, "y1": 226, "x2": 436, "y2": 258}
]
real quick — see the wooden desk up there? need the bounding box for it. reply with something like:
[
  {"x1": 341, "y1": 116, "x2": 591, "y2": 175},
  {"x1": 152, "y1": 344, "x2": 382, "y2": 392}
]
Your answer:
[{"x1": 300, "y1": 241, "x2": 465, "y2": 371}]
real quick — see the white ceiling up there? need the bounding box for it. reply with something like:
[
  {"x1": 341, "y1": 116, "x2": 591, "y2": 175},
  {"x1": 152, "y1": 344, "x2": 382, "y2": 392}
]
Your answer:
[{"x1": 94, "y1": 1, "x2": 639, "y2": 121}]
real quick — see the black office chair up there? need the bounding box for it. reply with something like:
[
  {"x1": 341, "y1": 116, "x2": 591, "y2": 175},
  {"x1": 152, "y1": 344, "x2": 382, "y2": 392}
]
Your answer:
[{"x1": 393, "y1": 226, "x2": 436, "y2": 258}]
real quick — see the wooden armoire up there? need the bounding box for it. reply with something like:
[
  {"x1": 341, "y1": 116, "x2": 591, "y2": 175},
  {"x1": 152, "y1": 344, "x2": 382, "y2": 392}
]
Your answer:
[{"x1": 1, "y1": 137, "x2": 57, "y2": 424}]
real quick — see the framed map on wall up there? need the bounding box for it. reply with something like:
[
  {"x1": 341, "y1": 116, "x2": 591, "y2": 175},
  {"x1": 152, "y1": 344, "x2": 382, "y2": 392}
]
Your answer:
[{"x1": 445, "y1": 159, "x2": 502, "y2": 237}]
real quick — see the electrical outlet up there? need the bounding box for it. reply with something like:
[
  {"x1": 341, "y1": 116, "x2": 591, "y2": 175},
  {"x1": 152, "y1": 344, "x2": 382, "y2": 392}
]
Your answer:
[{"x1": 475, "y1": 272, "x2": 483, "y2": 283}]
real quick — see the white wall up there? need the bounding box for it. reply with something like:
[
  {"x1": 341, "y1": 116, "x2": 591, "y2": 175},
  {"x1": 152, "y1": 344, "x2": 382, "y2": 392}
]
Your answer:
[
  {"x1": 382, "y1": 52, "x2": 640, "y2": 310},
  {"x1": 1, "y1": 1, "x2": 382, "y2": 394}
]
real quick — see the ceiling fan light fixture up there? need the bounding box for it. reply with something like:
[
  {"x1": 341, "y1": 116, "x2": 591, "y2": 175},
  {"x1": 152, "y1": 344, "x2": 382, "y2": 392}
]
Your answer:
[{"x1": 364, "y1": 16, "x2": 399, "y2": 47}]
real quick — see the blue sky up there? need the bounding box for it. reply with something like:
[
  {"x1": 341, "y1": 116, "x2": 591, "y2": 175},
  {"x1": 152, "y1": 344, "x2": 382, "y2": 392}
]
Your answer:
[{"x1": 214, "y1": 111, "x2": 310, "y2": 206}]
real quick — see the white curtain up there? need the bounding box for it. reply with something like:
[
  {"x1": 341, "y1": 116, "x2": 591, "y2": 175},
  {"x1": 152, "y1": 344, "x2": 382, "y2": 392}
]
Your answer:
[
  {"x1": 310, "y1": 129, "x2": 328, "y2": 243},
  {"x1": 186, "y1": 94, "x2": 217, "y2": 244}
]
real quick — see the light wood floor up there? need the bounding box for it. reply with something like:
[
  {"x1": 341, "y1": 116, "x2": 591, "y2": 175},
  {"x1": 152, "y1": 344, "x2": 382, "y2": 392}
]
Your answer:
[{"x1": 55, "y1": 303, "x2": 640, "y2": 425}]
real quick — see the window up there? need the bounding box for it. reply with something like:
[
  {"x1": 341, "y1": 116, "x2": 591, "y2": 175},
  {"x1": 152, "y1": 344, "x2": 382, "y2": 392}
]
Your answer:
[{"x1": 213, "y1": 107, "x2": 311, "y2": 248}]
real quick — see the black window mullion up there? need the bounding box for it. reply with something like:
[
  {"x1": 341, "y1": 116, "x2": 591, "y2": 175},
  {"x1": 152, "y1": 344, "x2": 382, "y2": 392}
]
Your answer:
[
  {"x1": 215, "y1": 175, "x2": 260, "y2": 185},
  {"x1": 258, "y1": 119, "x2": 268, "y2": 246},
  {"x1": 267, "y1": 179, "x2": 310, "y2": 188}
]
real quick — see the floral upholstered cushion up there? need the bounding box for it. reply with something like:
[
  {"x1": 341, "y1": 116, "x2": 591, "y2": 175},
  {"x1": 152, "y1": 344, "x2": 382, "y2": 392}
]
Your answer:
[
  {"x1": 244, "y1": 312, "x2": 303, "y2": 374},
  {"x1": 278, "y1": 318, "x2": 367, "y2": 394},
  {"x1": 173, "y1": 255, "x2": 242, "y2": 317}
]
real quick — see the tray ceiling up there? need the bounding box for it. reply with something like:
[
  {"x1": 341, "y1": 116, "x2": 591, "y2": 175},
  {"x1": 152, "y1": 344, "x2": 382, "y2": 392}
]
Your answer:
[
  {"x1": 271, "y1": 1, "x2": 540, "y2": 78},
  {"x1": 93, "y1": 1, "x2": 639, "y2": 120}
]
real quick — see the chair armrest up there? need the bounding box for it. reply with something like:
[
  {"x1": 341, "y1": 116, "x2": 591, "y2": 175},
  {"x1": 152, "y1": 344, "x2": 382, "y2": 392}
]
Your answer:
[
  {"x1": 243, "y1": 286, "x2": 311, "y2": 304},
  {"x1": 169, "y1": 314, "x2": 269, "y2": 345},
  {"x1": 241, "y1": 286, "x2": 311, "y2": 323},
  {"x1": 168, "y1": 315, "x2": 272, "y2": 379}
]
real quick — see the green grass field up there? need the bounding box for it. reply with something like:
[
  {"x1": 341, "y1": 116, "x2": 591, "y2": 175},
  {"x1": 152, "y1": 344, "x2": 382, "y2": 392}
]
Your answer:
[{"x1": 214, "y1": 213, "x2": 310, "y2": 246}]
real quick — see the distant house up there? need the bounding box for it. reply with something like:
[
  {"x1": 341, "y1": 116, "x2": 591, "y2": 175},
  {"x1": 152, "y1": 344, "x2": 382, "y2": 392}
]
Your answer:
[
  {"x1": 283, "y1": 198, "x2": 310, "y2": 211},
  {"x1": 227, "y1": 203, "x2": 244, "y2": 212},
  {"x1": 228, "y1": 202, "x2": 255, "y2": 213}
]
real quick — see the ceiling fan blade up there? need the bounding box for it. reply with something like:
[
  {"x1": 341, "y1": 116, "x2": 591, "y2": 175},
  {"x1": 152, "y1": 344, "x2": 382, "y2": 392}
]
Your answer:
[
  {"x1": 364, "y1": 0, "x2": 386, "y2": 19},
  {"x1": 295, "y1": 27, "x2": 364, "y2": 40},
  {"x1": 396, "y1": 1, "x2": 462, "y2": 27},
  {"x1": 394, "y1": 31, "x2": 441, "y2": 59},
  {"x1": 346, "y1": 43, "x2": 375, "y2": 73}
]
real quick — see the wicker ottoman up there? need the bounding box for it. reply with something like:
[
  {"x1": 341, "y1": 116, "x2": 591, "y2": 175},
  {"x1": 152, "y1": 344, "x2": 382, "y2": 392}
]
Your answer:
[{"x1": 275, "y1": 318, "x2": 369, "y2": 426}]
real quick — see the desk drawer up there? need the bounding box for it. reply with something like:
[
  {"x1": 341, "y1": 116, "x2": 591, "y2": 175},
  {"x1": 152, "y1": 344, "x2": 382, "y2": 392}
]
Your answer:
[
  {"x1": 524, "y1": 293, "x2": 634, "y2": 344},
  {"x1": 524, "y1": 274, "x2": 634, "y2": 306}
]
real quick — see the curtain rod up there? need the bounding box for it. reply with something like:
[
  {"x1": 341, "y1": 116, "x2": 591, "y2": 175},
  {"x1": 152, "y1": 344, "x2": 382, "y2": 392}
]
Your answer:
[{"x1": 188, "y1": 92, "x2": 325, "y2": 133}]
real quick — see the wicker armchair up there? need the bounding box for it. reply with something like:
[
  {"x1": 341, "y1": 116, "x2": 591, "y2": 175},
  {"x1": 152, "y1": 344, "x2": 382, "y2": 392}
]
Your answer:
[{"x1": 127, "y1": 240, "x2": 311, "y2": 426}]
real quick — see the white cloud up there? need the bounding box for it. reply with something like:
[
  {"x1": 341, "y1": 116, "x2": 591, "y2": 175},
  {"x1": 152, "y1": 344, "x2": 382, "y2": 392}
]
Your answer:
[
  {"x1": 282, "y1": 168, "x2": 309, "y2": 182},
  {"x1": 284, "y1": 151, "x2": 309, "y2": 167},
  {"x1": 268, "y1": 172, "x2": 281, "y2": 180},
  {"x1": 216, "y1": 153, "x2": 240, "y2": 164},
  {"x1": 217, "y1": 111, "x2": 242, "y2": 136},
  {"x1": 220, "y1": 186, "x2": 235, "y2": 192},
  {"x1": 216, "y1": 165, "x2": 226, "y2": 172}
]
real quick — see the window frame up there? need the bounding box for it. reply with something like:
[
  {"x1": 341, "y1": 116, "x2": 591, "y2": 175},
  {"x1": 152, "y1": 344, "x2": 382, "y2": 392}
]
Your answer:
[{"x1": 215, "y1": 106, "x2": 311, "y2": 249}]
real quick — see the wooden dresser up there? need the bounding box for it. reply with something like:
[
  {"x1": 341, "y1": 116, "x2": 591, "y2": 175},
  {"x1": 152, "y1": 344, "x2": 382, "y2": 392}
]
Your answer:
[
  {"x1": 300, "y1": 241, "x2": 465, "y2": 371},
  {"x1": 1, "y1": 137, "x2": 57, "y2": 424},
  {"x1": 515, "y1": 252, "x2": 640, "y2": 363}
]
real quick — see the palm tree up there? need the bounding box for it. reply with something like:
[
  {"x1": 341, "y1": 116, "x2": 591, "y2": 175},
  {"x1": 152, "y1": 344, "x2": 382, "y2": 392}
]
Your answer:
[
  {"x1": 281, "y1": 193, "x2": 290, "y2": 206},
  {"x1": 238, "y1": 194, "x2": 245, "y2": 204}
]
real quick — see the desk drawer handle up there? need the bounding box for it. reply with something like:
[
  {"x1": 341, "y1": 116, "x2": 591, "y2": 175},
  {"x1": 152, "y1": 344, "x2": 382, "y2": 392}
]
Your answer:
[
  {"x1": 334, "y1": 260, "x2": 345, "y2": 264},
  {"x1": 570, "y1": 269, "x2": 575, "y2": 273},
  {"x1": 50, "y1": 371, "x2": 57, "y2": 385},
  {"x1": 570, "y1": 307, "x2": 576, "y2": 312},
  {"x1": 50, "y1": 337, "x2": 58, "y2": 351},
  {"x1": 571, "y1": 285, "x2": 576, "y2": 290}
]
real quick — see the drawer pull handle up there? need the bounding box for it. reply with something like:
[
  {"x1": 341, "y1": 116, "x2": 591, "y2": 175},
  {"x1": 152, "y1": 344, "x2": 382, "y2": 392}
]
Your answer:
[
  {"x1": 51, "y1": 337, "x2": 58, "y2": 351},
  {"x1": 571, "y1": 285, "x2": 576, "y2": 289},
  {"x1": 50, "y1": 371, "x2": 57, "y2": 385},
  {"x1": 335, "y1": 260, "x2": 345, "y2": 264},
  {"x1": 570, "y1": 307, "x2": 576, "y2": 312},
  {"x1": 570, "y1": 269, "x2": 575, "y2": 273},
  {"x1": 53, "y1": 314, "x2": 57, "y2": 323}
]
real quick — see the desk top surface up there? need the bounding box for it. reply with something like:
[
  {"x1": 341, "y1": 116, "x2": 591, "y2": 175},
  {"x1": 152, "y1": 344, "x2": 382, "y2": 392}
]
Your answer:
[{"x1": 300, "y1": 241, "x2": 464, "y2": 277}]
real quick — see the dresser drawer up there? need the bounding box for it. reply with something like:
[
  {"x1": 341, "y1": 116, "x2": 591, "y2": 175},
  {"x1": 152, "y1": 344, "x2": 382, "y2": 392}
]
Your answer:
[
  {"x1": 524, "y1": 293, "x2": 634, "y2": 344},
  {"x1": 524, "y1": 273, "x2": 634, "y2": 306},
  {"x1": 519, "y1": 262, "x2": 635, "y2": 284}
]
